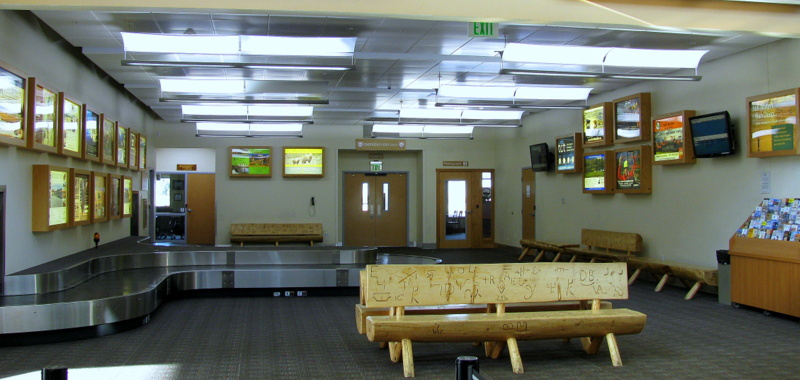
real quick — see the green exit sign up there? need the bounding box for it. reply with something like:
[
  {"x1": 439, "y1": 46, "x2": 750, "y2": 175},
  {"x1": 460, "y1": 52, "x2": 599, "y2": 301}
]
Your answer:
[{"x1": 470, "y1": 22, "x2": 498, "y2": 37}]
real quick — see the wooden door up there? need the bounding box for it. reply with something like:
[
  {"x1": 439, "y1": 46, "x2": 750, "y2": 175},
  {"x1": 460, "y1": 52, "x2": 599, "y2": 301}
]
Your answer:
[
  {"x1": 186, "y1": 173, "x2": 216, "y2": 245},
  {"x1": 436, "y1": 169, "x2": 494, "y2": 249},
  {"x1": 344, "y1": 173, "x2": 407, "y2": 246},
  {"x1": 522, "y1": 168, "x2": 536, "y2": 240}
]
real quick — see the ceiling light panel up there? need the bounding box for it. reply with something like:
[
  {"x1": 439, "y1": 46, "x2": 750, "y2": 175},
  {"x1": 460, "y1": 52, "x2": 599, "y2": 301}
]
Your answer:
[
  {"x1": 604, "y1": 48, "x2": 708, "y2": 68},
  {"x1": 240, "y1": 36, "x2": 356, "y2": 56},
  {"x1": 122, "y1": 33, "x2": 239, "y2": 54},
  {"x1": 502, "y1": 43, "x2": 609, "y2": 66},
  {"x1": 161, "y1": 79, "x2": 244, "y2": 93},
  {"x1": 439, "y1": 85, "x2": 591, "y2": 101}
]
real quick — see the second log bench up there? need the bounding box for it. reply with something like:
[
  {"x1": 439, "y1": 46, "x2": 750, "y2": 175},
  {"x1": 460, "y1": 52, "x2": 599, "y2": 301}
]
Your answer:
[
  {"x1": 363, "y1": 262, "x2": 647, "y2": 377},
  {"x1": 229, "y1": 223, "x2": 323, "y2": 246}
]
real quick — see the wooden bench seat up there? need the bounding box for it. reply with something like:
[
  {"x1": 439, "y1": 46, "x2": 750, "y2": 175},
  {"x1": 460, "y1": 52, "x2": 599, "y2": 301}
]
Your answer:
[
  {"x1": 230, "y1": 223, "x2": 323, "y2": 246},
  {"x1": 520, "y1": 229, "x2": 642, "y2": 263},
  {"x1": 362, "y1": 262, "x2": 647, "y2": 377},
  {"x1": 517, "y1": 239, "x2": 577, "y2": 262},
  {"x1": 626, "y1": 257, "x2": 718, "y2": 300}
]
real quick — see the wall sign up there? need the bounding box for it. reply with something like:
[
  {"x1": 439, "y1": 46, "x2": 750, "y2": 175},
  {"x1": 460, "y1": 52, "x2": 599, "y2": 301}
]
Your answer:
[
  {"x1": 356, "y1": 139, "x2": 406, "y2": 151},
  {"x1": 176, "y1": 164, "x2": 197, "y2": 171},
  {"x1": 443, "y1": 161, "x2": 469, "y2": 167}
]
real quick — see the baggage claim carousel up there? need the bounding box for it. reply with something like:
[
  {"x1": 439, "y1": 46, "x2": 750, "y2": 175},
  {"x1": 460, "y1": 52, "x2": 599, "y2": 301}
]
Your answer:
[{"x1": 0, "y1": 247, "x2": 440, "y2": 345}]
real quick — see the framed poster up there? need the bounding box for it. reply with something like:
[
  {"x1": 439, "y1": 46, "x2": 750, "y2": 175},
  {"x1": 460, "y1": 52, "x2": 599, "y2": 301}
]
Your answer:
[
  {"x1": 230, "y1": 146, "x2": 272, "y2": 177},
  {"x1": 582, "y1": 151, "x2": 614, "y2": 194},
  {"x1": 32, "y1": 165, "x2": 71, "y2": 231},
  {"x1": 71, "y1": 168, "x2": 92, "y2": 226},
  {"x1": 0, "y1": 62, "x2": 27, "y2": 148},
  {"x1": 583, "y1": 103, "x2": 613, "y2": 147},
  {"x1": 109, "y1": 174, "x2": 121, "y2": 220},
  {"x1": 652, "y1": 110, "x2": 696, "y2": 165},
  {"x1": 283, "y1": 147, "x2": 324, "y2": 178},
  {"x1": 122, "y1": 176, "x2": 133, "y2": 218},
  {"x1": 747, "y1": 88, "x2": 800, "y2": 158},
  {"x1": 83, "y1": 107, "x2": 100, "y2": 162},
  {"x1": 26, "y1": 78, "x2": 58, "y2": 153},
  {"x1": 116, "y1": 124, "x2": 128, "y2": 167},
  {"x1": 614, "y1": 145, "x2": 652, "y2": 194},
  {"x1": 128, "y1": 131, "x2": 138, "y2": 170},
  {"x1": 138, "y1": 135, "x2": 147, "y2": 170},
  {"x1": 555, "y1": 133, "x2": 583, "y2": 174},
  {"x1": 91, "y1": 171, "x2": 108, "y2": 223},
  {"x1": 59, "y1": 93, "x2": 83, "y2": 158},
  {"x1": 100, "y1": 115, "x2": 116, "y2": 165},
  {"x1": 613, "y1": 92, "x2": 651, "y2": 144}
]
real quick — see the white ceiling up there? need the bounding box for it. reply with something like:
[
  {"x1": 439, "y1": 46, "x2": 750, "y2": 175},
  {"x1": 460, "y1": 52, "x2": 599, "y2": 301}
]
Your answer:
[{"x1": 29, "y1": 9, "x2": 782, "y2": 127}]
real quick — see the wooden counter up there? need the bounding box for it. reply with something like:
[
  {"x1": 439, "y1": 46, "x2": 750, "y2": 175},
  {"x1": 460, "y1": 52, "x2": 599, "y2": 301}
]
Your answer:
[{"x1": 729, "y1": 236, "x2": 800, "y2": 317}]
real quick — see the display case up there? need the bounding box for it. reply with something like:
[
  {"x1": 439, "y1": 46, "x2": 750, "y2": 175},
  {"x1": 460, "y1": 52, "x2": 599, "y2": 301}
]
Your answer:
[
  {"x1": 582, "y1": 103, "x2": 613, "y2": 147},
  {"x1": 122, "y1": 175, "x2": 133, "y2": 218},
  {"x1": 100, "y1": 115, "x2": 116, "y2": 165},
  {"x1": 71, "y1": 168, "x2": 92, "y2": 226},
  {"x1": 0, "y1": 62, "x2": 27, "y2": 148},
  {"x1": 138, "y1": 135, "x2": 147, "y2": 170},
  {"x1": 91, "y1": 171, "x2": 108, "y2": 223},
  {"x1": 613, "y1": 92, "x2": 651, "y2": 144},
  {"x1": 116, "y1": 125, "x2": 128, "y2": 167},
  {"x1": 613, "y1": 145, "x2": 652, "y2": 194},
  {"x1": 83, "y1": 107, "x2": 100, "y2": 162},
  {"x1": 230, "y1": 146, "x2": 272, "y2": 177},
  {"x1": 26, "y1": 77, "x2": 58, "y2": 153},
  {"x1": 109, "y1": 174, "x2": 122, "y2": 220},
  {"x1": 555, "y1": 133, "x2": 583, "y2": 174},
  {"x1": 283, "y1": 147, "x2": 324, "y2": 178},
  {"x1": 582, "y1": 150, "x2": 614, "y2": 194},
  {"x1": 32, "y1": 165, "x2": 71, "y2": 232},
  {"x1": 730, "y1": 198, "x2": 800, "y2": 317},
  {"x1": 652, "y1": 110, "x2": 696, "y2": 165},
  {"x1": 128, "y1": 131, "x2": 138, "y2": 170},
  {"x1": 746, "y1": 88, "x2": 800, "y2": 158},
  {"x1": 59, "y1": 93, "x2": 83, "y2": 158}
]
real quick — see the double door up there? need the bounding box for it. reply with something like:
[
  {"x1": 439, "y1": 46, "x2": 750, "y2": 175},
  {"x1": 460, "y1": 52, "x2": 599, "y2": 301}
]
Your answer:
[
  {"x1": 344, "y1": 173, "x2": 408, "y2": 247},
  {"x1": 436, "y1": 169, "x2": 494, "y2": 249}
]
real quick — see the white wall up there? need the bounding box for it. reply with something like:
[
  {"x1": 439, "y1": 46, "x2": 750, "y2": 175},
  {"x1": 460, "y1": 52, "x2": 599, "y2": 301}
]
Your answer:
[
  {"x1": 155, "y1": 148, "x2": 216, "y2": 172},
  {"x1": 0, "y1": 11, "x2": 154, "y2": 273},
  {"x1": 493, "y1": 38, "x2": 800, "y2": 267}
]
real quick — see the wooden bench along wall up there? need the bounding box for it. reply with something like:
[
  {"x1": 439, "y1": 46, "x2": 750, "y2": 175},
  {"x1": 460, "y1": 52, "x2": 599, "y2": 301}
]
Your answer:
[
  {"x1": 363, "y1": 262, "x2": 647, "y2": 377},
  {"x1": 230, "y1": 223, "x2": 323, "y2": 246}
]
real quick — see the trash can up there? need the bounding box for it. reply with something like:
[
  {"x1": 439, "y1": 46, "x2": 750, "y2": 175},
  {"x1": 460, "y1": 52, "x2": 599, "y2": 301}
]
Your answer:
[{"x1": 716, "y1": 249, "x2": 731, "y2": 305}]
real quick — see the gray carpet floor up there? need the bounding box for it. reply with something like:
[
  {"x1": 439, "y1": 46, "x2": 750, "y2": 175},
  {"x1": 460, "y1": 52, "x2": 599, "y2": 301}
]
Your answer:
[{"x1": 1, "y1": 240, "x2": 798, "y2": 379}]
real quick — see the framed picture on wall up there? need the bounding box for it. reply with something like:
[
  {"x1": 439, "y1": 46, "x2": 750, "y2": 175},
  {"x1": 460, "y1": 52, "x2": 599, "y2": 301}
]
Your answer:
[
  {"x1": 230, "y1": 146, "x2": 272, "y2": 177},
  {"x1": 613, "y1": 92, "x2": 651, "y2": 144},
  {"x1": 128, "y1": 131, "x2": 138, "y2": 170},
  {"x1": 583, "y1": 103, "x2": 613, "y2": 147},
  {"x1": 138, "y1": 135, "x2": 147, "y2": 170},
  {"x1": 283, "y1": 147, "x2": 324, "y2": 178},
  {"x1": 83, "y1": 107, "x2": 101, "y2": 162},
  {"x1": 122, "y1": 176, "x2": 133, "y2": 218},
  {"x1": 100, "y1": 115, "x2": 116, "y2": 165},
  {"x1": 26, "y1": 78, "x2": 59, "y2": 153},
  {"x1": 59, "y1": 93, "x2": 83, "y2": 158},
  {"x1": 109, "y1": 174, "x2": 121, "y2": 220},
  {"x1": 747, "y1": 88, "x2": 800, "y2": 158},
  {"x1": 32, "y1": 165, "x2": 71, "y2": 231},
  {"x1": 70, "y1": 168, "x2": 92, "y2": 226},
  {"x1": 91, "y1": 171, "x2": 108, "y2": 223},
  {"x1": 555, "y1": 133, "x2": 583, "y2": 174},
  {"x1": 652, "y1": 110, "x2": 696, "y2": 165},
  {"x1": 614, "y1": 145, "x2": 652, "y2": 194},
  {"x1": 116, "y1": 124, "x2": 128, "y2": 167},
  {"x1": 0, "y1": 62, "x2": 27, "y2": 148},
  {"x1": 582, "y1": 150, "x2": 614, "y2": 194}
]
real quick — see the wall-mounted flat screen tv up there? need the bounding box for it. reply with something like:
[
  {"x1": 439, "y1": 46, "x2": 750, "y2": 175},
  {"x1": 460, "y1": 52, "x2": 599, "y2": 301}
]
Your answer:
[
  {"x1": 529, "y1": 143, "x2": 554, "y2": 172},
  {"x1": 689, "y1": 111, "x2": 735, "y2": 158}
]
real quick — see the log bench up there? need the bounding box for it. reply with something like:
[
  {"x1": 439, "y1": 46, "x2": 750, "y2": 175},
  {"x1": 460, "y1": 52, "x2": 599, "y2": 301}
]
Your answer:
[
  {"x1": 626, "y1": 257, "x2": 718, "y2": 300},
  {"x1": 363, "y1": 262, "x2": 647, "y2": 377},
  {"x1": 519, "y1": 229, "x2": 642, "y2": 263},
  {"x1": 229, "y1": 223, "x2": 323, "y2": 246}
]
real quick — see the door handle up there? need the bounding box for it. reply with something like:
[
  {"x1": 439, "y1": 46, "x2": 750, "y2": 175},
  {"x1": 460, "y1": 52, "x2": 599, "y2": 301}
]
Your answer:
[{"x1": 376, "y1": 195, "x2": 383, "y2": 218}]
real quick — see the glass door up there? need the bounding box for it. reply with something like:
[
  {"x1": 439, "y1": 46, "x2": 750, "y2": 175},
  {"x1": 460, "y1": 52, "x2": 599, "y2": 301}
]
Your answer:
[
  {"x1": 153, "y1": 173, "x2": 186, "y2": 243},
  {"x1": 437, "y1": 169, "x2": 495, "y2": 249}
]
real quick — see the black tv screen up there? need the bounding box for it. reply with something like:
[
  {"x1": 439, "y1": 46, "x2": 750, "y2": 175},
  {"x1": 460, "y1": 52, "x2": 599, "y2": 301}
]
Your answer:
[
  {"x1": 689, "y1": 111, "x2": 735, "y2": 158},
  {"x1": 529, "y1": 143, "x2": 554, "y2": 172}
]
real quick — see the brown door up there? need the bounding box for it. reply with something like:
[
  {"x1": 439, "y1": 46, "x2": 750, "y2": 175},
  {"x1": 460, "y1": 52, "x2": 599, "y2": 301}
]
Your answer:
[
  {"x1": 344, "y1": 173, "x2": 407, "y2": 246},
  {"x1": 436, "y1": 169, "x2": 494, "y2": 249},
  {"x1": 186, "y1": 173, "x2": 215, "y2": 245},
  {"x1": 522, "y1": 168, "x2": 536, "y2": 240}
]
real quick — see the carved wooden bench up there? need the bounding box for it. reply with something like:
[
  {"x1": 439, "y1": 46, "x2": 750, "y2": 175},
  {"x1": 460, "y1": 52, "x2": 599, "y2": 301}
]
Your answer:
[
  {"x1": 363, "y1": 262, "x2": 647, "y2": 377},
  {"x1": 230, "y1": 223, "x2": 323, "y2": 246}
]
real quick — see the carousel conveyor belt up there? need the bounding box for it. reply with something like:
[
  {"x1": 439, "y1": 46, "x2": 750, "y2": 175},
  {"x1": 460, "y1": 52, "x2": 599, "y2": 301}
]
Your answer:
[{"x1": 0, "y1": 248, "x2": 441, "y2": 338}]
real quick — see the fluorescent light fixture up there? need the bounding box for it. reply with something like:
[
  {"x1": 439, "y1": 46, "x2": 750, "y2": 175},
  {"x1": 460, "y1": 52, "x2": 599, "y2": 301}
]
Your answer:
[
  {"x1": 373, "y1": 124, "x2": 424, "y2": 134},
  {"x1": 240, "y1": 36, "x2": 356, "y2": 56},
  {"x1": 503, "y1": 43, "x2": 609, "y2": 66},
  {"x1": 195, "y1": 122, "x2": 303, "y2": 137},
  {"x1": 515, "y1": 86, "x2": 592, "y2": 100},
  {"x1": 461, "y1": 110, "x2": 524, "y2": 120},
  {"x1": 436, "y1": 102, "x2": 589, "y2": 110},
  {"x1": 182, "y1": 105, "x2": 248, "y2": 116},
  {"x1": 499, "y1": 69, "x2": 603, "y2": 78},
  {"x1": 182, "y1": 105, "x2": 313, "y2": 117},
  {"x1": 399, "y1": 109, "x2": 463, "y2": 120},
  {"x1": 122, "y1": 60, "x2": 354, "y2": 71},
  {"x1": 438, "y1": 86, "x2": 516, "y2": 100},
  {"x1": 161, "y1": 79, "x2": 244, "y2": 94},
  {"x1": 605, "y1": 48, "x2": 707, "y2": 68},
  {"x1": 501, "y1": 68, "x2": 701, "y2": 81},
  {"x1": 249, "y1": 123, "x2": 304, "y2": 133},
  {"x1": 121, "y1": 32, "x2": 239, "y2": 54},
  {"x1": 371, "y1": 124, "x2": 474, "y2": 139},
  {"x1": 439, "y1": 85, "x2": 591, "y2": 101},
  {"x1": 423, "y1": 125, "x2": 474, "y2": 134}
]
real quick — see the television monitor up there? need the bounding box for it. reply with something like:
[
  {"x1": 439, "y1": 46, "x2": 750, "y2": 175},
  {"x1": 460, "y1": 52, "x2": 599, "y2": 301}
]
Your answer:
[
  {"x1": 689, "y1": 111, "x2": 735, "y2": 158},
  {"x1": 529, "y1": 143, "x2": 554, "y2": 172}
]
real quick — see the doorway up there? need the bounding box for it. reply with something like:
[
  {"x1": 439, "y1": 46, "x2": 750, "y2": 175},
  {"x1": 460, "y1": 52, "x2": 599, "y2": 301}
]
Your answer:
[
  {"x1": 521, "y1": 168, "x2": 536, "y2": 240},
  {"x1": 436, "y1": 169, "x2": 494, "y2": 249},
  {"x1": 153, "y1": 172, "x2": 215, "y2": 245},
  {"x1": 0, "y1": 185, "x2": 5, "y2": 291},
  {"x1": 343, "y1": 172, "x2": 408, "y2": 246}
]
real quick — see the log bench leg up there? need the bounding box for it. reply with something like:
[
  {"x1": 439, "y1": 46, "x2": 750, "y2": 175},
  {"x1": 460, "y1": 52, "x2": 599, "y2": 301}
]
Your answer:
[
  {"x1": 484, "y1": 342, "x2": 494, "y2": 357},
  {"x1": 402, "y1": 338, "x2": 415, "y2": 378},
  {"x1": 533, "y1": 250, "x2": 545, "y2": 262},
  {"x1": 655, "y1": 274, "x2": 670, "y2": 292},
  {"x1": 552, "y1": 252, "x2": 562, "y2": 262},
  {"x1": 582, "y1": 336, "x2": 602, "y2": 354},
  {"x1": 507, "y1": 338, "x2": 523, "y2": 374},
  {"x1": 517, "y1": 247, "x2": 531, "y2": 261},
  {"x1": 240, "y1": 242, "x2": 244, "y2": 247},
  {"x1": 390, "y1": 342, "x2": 402, "y2": 363},
  {"x1": 606, "y1": 333, "x2": 622, "y2": 367},
  {"x1": 569, "y1": 254, "x2": 578, "y2": 263},
  {"x1": 491, "y1": 340, "x2": 506, "y2": 359},
  {"x1": 684, "y1": 281, "x2": 703, "y2": 300},
  {"x1": 627, "y1": 268, "x2": 641, "y2": 285}
]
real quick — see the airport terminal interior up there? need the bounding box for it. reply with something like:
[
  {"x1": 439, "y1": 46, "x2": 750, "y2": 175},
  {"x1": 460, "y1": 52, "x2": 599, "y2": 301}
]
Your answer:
[{"x1": 0, "y1": 1, "x2": 799, "y2": 378}]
